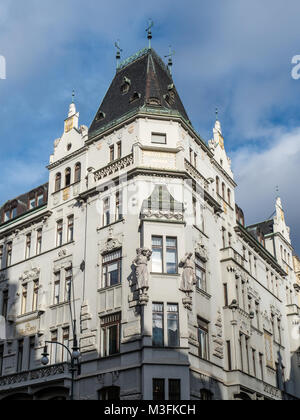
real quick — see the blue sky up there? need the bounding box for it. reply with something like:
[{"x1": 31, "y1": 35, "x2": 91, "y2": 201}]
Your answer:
[{"x1": 0, "y1": 0, "x2": 300, "y2": 254}]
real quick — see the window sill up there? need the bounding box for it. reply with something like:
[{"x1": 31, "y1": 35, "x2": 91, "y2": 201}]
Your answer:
[
  {"x1": 49, "y1": 301, "x2": 71, "y2": 309},
  {"x1": 196, "y1": 287, "x2": 211, "y2": 299},
  {"x1": 150, "y1": 272, "x2": 180, "y2": 277},
  {"x1": 98, "y1": 284, "x2": 122, "y2": 292},
  {"x1": 97, "y1": 218, "x2": 125, "y2": 231},
  {"x1": 52, "y1": 181, "x2": 80, "y2": 195}
]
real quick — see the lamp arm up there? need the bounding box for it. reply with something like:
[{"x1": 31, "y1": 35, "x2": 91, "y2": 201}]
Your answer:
[{"x1": 44, "y1": 340, "x2": 73, "y2": 360}]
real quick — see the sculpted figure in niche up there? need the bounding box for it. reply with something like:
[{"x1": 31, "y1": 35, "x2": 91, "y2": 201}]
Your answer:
[
  {"x1": 133, "y1": 248, "x2": 152, "y2": 292},
  {"x1": 179, "y1": 252, "x2": 196, "y2": 292}
]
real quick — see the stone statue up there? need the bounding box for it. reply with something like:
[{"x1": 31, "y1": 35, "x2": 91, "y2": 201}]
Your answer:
[
  {"x1": 179, "y1": 253, "x2": 196, "y2": 293},
  {"x1": 132, "y1": 248, "x2": 152, "y2": 292}
]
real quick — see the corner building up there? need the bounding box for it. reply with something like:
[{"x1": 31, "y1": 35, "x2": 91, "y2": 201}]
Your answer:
[{"x1": 0, "y1": 47, "x2": 299, "y2": 400}]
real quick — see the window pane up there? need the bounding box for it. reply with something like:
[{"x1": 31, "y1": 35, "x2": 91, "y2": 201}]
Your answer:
[
  {"x1": 152, "y1": 249, "x2": 163, "y2": 273},
  {"x1": 153, "y1": 379, "x2": 165, "y2": 401},
  {"x1": 169, "y1": 379, "x2": 181, "y2": 400},
  {"x1": 151, "y1": 133, "x2": 166, "y2": 144},
  {"x1": 153, "y1": 303, "x2": 164, "y2": 347},
  {"x1": 108, "y1": 325, "x2": 118, "y2": 355},
  {"x1": 166, "y1": 249, "x2": 177, "y2": 274}
]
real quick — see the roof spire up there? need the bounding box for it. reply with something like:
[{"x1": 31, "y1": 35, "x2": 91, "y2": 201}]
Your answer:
[
  {"x1": 165, "y1": 46, "x2": 175, "y2": 75},
  {"x1": 68, "y1": 90, "x2": 76, "y2": 117},
  {"x1": 115, "y1": 40, "x2": 123, "y2": 70},
  {"x1": 146, "y1": 19, "x2": 154, "y2": 49},
  {"x1": 215, "y1": 107, "x2": 219, "y2": 121}
]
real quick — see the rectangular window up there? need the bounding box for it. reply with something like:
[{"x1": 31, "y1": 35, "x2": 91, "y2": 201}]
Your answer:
[
  {"x1": 153, "y1": 378, "x2": 165, "y2": 401},
  {"x1": 109, "y1": 145, "x2": 115, "y2": 162},
  {"x1": 195, "y1": 257, "x2": 206, "y2": 291},
  {"x1": 21, "y1": 285, "x2": 27, "y2": 315},
  {"x1": 223, "y1": 284, "x2": 228, "y2": 307},
  {"x1": 222, "y1": 228, "x2": 226, "y2": 249},
  {"x1": 6, "y1": 242, "x2": 12, "y2": 267},
  {"x1": 117, "y1": 142, "x2": 122, "y2": 159},
  {"x1": 277, "y1": 319, "x2": 282, "y2": 345},
  {"x1": 2, "y1": 290, "x2": 8, "y2": 319},
  {"x1": 53, "y1": 272, "x2": 61, "y2": 305},
  {"x1": 168, "y1": 379, "x2": 181, "y2": 400},
  {"x1": 65, "y1": 268, "x2": 72, "y2": 301},
  {"x1": 115, "y1": 191, "x2": 123, "y2": 221},
  {"x1": 151, "y1": 133, "x2": 166, "y2": 144},
  {"x1": 166, "y1": 237, "x2": 177, "y2": 274},
  {"x1": 51, "y1": 330, "x2": 58, "y2": 365},
  {"x1": 198, "y1": 318, "x2": 209, "y2": 360},
  {"x1": 193, "y1": 196, "x2": 197, "y2": 224},
  {"x1": 102, "y1": 250, "x2": 122, "y2": 288},
  {"x1": 259, "y1": 353, "x2": 264, "y2": 381},
  {"x1": 252, "y1": 348, "x2": 257, "y2": 377},
  {"x1": 25, "y1": 233, "x2": 31, "y2": 259},
  {"x1": 28, "y1": 336, "x2": 35, "y2": 370},
  {"x1": 62, "y1": 327, "x2": 70, "y2": 361},
  {"x1": 0, "y1": 245, "x2": 3, "y2": 269},
  {"x1": 56, "y1": 220, "x2": 63, "y2": 247},
  {"x1": 17, "y1": 340, "x2": 23, "y2": 372},
  {"x1": 194, "y1": 153, "x2": 197, "y2": 168},
  {"x1": 167, "y1": 304, "x2": 179, "y2": 347},
  {"x1": 255, "y1": 302, "x2": 260, "y2": 330},
  {"x1": 103, "y1": 198, "x2": 110, "y2": 226},
  {"x1": 0, "y1": 345, "x2": 3, "y2": 376},
  {"x1": 239, "y1": 334, "x2": 244, "y2": 371},
  {"x1": 101, "y1": 313, "x2": 121, "y2": 357},
  {"x1": 37, "y1": 193, "x2": 44, "y2": 207},
  {"x1": 152, "y1": 303, "x2": 164, "y2": 347},
  {"x1": 227, "y1": 340, "x2": 232, "y2": 371},
  {"x1": 32, "y1": 280, "x2": 39, "y2": 312},
  {"x1": 67, "y1": 215, "x2": 74, "y2": 242},
  {"x1": 36, "y1": 229, "x2": 42, "y2": 255},
  {"x1": 152, "y1": 236, "x2": 163, "y2": 273}
]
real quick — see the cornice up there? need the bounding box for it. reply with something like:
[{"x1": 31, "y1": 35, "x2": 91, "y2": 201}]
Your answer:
[{"x1": 47, "y1": 146, "x2": 87, "y2": 170}]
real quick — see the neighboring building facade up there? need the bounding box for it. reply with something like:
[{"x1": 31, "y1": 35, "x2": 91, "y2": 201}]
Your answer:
[{"x1": 0, "y1": 47, "x2": 299, "y2": 401}]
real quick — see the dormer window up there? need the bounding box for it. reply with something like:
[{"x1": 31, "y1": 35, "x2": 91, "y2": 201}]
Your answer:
[
  {"x1": 28, "y1": 189, "x2": 44, "y2": 210},
  {"x1": 120, "y1": 77, "x2": 131, "y2": 94},
  {"x1": 3, "y1": 203, "x2": 17, "y2": 222},
  {"x1": 129, "y1": 91, "x2": 141, "y2": 103},
  {"x1": 96, "y1": 111, "x2": 106, "y2": 121}
]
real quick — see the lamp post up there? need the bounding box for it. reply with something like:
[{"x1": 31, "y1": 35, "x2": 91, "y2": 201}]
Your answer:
[{"x1": 41, "y1": 336, "x2": 81, "y2": 401}]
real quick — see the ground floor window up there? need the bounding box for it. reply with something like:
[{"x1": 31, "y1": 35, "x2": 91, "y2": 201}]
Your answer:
[
  {"x1": 153, "y1": 378, "x2": 165, "y2": 401},
  {"x1": 200, "y1": 388, "x2": 213, "y2": 400},
  {"x1": 168, "y1": 379, "x2": 181, "y2": 400},
  {"x1": 99, "y1": 386, "x2": 120, "y2": 400}
]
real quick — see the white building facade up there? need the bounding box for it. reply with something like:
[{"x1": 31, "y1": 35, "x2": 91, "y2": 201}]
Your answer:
[{"x1": 0, "y1": 48, "x2": 299, "y2": 401}]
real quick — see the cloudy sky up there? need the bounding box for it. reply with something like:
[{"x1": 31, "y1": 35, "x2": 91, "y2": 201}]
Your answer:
[{"x1": 0, "y1": 0, "x2": 299, "y2": 253}]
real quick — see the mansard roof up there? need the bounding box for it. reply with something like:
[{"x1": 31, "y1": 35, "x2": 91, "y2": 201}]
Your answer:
[
  {"x1": 0, "y1": 183, "x2": 48, "y2": 226},
  {"x1": 89, "y1": 48, "x2": 190, "y2": 138}
]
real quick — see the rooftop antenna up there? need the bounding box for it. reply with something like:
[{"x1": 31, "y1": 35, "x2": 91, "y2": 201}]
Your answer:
[
  {"x1": 215, "y1": 107, "x2": 219, "y2": 121},
  {"x1": 72, "y1": 89, "x2": 75, "y2": 104},
  {"x1": 146, "y1": 19, "x2": 154, "y2": 49},
  {"x1": 165, "y1": 46, "x2": 175, "y2": 74},
  {"x1": 115, "y1": 40, "x2": 123, "y2": 70}
]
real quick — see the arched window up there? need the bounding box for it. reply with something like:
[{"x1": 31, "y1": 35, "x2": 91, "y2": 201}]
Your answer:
[
  {"x1": 74, "y1": 163, "x2": 81, "y2": 183},
  {"x1": 222, "y1": 182, "x2": 225, "y2": 199},
  {"x1": 227, "y1": 189, "x2": 231, "y2": 206},
  {"x1": 216, "y1": 177, "x2": 220, "y2": 195},
  {"x1": 65, "y1": 168, "x2": 71, "y2": 187},
  {"x1": 55, "y1": 173, "x2": 61, "y2": 192}
]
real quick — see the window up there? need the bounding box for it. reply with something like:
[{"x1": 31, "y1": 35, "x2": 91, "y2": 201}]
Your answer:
[
  {"x1": 193, "y1": 196, "x2": 197, "y2": 224},
  {"x1": 3, "y1": 205, "x2": 17, "y2": 222},
  {"x1": 152, "y1": 133, "x2": 166, "y2": 144},
  {"x1": 255, "y1": 302, "x2": 260, "y2": 330},
  {"x1": 25, "y1": 233, "x2": 31, "y2": 259},
  {"x1": 246, "y1": 337, "x2": 250, "y2": 373},
  {"x1": 32, "y1": 280, "x2": 39, "y2": 312},
  {"x1": 65, "y1": 168, "x2": 71, "y2": 187},
  {"x1": 227, "y1": 189, "x2": 231, "y2": 205},
  {"x1": 194, "y1": 152, "x2": 197, "y2": 168},
  {"x1": 28, "y1": 336, "x2": 35, "y2": 370},
  {"x1": 216, "y1": 176, "x2": 220, "y2": 195},
  {"x1": 21, "y1": 285, "x2": 27, "y2": 315},
  {"x1": 67, "y1": 215, "x2": 74, "y2": 242},
  {"x1": 6, "y1": 242, "x2": 12, "y2": 267},
  {"x1": 227, "y1": 340, "x2": 232, "y2": 370},
  {"x1": 223, "y1": 284, "x2": 229, "y2": 307},
  {"x1": 277, "y1": 319, "x2": 282, "y2": 345},
  {"x1": 115, "y1": 191, "x2": 123, "y2": 221},
  {"x1": 101, "y1": 313, "x2": 121, "y2": 357},
  {"x1": 36, "y1": 229, "x2": 42, "y2": 255},
  {"x1": 51, "y1": 330, "x2": 58, "y2": 365},
  {"x1": 103, "y1": 198, "x2": 110, "y2": 226},
  {"x1": 17, "y1": 340, "x2": 24, "y2": 372},
  {"x1": 62, "y1": 327, "x2": 70, "y2": 361},
  {"x1": 195, "y1": 256, "x2": 206, "y2": 291},
  {"x1": 252, "y1": 349, "x2": 257, "y2": 377},
  {"x1": 99, "y1": 387, "x2": 120, "y2": 401},
  {"x1": 56, "y1": 220, "x2": 63, "y2": 247},
  {"x1": 102, "y1": 250, "x2": 122, "y2": 288},
  {"x1": 152, "y1": 236, "x2": 163, "y2": 273},
  {"x1": 200, "y1": 389, "x2": 213, "y2": 401},
  {"x1": 0, "y1": 245, "x2": 3, "y2": 269},
  {"x1": 166, "y1": 238, "x2": 177, "y2": 274},
  {"x1": 109, "y1": 145, "x2": 115, "y2": 162},
  {"x1": 65, "y1": 268, "x2": 72, "y2": 301},
  {"x1": 167, "y1": 304, "x2": 179, "y2": 347},
  {"x1": 222, "y1": 228, "x2": 226, "y2": 249},
  {"x1": 53, "y1": 272, "x2": 61, "y2": 305},
  {"x1": 117, "y1": 142, "x2": 122, "y2": 159},
  {"x1": 2, "y1": 290, "x2": 8, "y2": 319},
  {"x1": 28, "y1": 191, "x2": 44, "y2": 209},
  {"x1": 74, "y1": 163, "x2": 81, "y2": 183},
  {"x1": 0, "y1": 345, "x2": 3, "y2": 376},
  {"x1": 153, "y1": 379, "x2": 165, "y2": 401},
  {"x1": 153, "y1": 303, "x2": 164, "y2": 347},
  {"x1": 169, "y1": 379, "x2": 181, "y2": 400},
  {"x1": 198, "y1": 318, "x2": 209, "y2": 360},
  {"x1": 222, "y1": 182, "x2": 225, "y2": 199},
  {"x1": 259, "y1": 353, "x2": 264, "y2": 381},
  {"x1": 55, "y1": 173, "x2": 61, "y2": 192}
]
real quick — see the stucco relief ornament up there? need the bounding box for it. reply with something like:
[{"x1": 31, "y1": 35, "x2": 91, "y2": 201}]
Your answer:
[
  {"x1": 132, "y1": 248, "x2": 152, "y2": 306},
  {"x1": 179, "y1": 253, "x2": 197, "y2": 310}
]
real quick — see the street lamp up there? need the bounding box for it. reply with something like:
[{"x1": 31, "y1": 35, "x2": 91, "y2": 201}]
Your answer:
[{"x1": 40, "y1": 339, "x2": 81, "y2": 400}]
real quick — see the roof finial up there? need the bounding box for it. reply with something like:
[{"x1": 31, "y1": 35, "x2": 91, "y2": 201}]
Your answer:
[
  {"x1": 165, "y1": 46, "x2": 175, "y2": 75},
  {"x1": 72, "y1": 89, "x2": 75, "y2": 104},
  {"x1": 276, "y1": 185, "x2": 280, "y2": 198},
  {"x1": 146, "y1": 19, "x2": 154, "y2": 49},
  {"x1": 115, "y1": 40, "x2": 123, "y2": 70}
]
